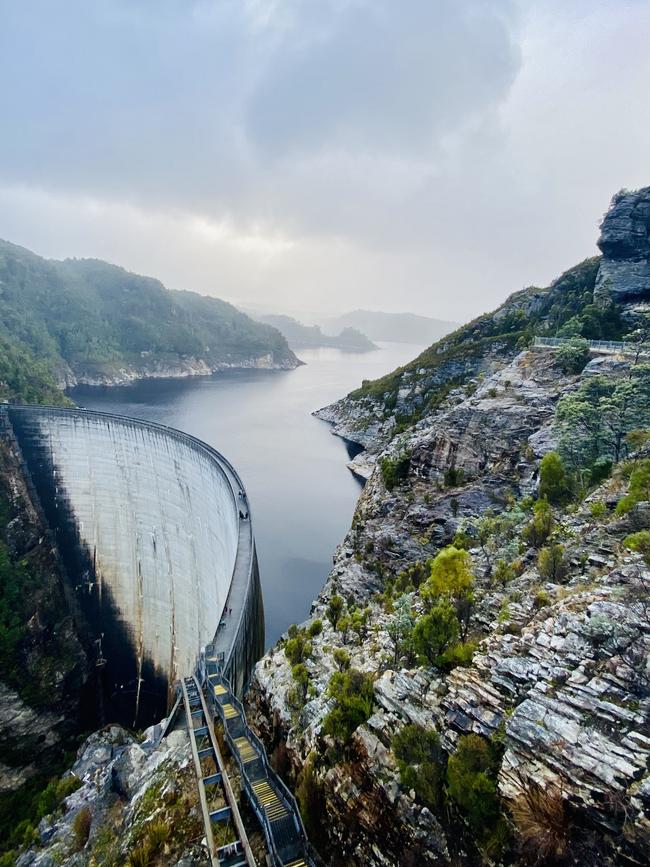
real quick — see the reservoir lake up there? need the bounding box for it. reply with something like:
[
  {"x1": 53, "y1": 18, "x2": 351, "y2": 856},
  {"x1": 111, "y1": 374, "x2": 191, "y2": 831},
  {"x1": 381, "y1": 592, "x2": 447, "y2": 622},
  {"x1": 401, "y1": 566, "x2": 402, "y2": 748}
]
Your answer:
[{"x1": 69, "y1": 342, "x2": 423, "y2": 647}]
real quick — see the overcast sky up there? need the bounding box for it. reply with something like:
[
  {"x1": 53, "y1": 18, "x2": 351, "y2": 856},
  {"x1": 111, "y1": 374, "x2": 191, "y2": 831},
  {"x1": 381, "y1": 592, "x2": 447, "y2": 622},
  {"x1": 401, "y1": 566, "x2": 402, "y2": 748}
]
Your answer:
[{"x1": 0, "y1": 0, "x2": 649, "y2": 322}]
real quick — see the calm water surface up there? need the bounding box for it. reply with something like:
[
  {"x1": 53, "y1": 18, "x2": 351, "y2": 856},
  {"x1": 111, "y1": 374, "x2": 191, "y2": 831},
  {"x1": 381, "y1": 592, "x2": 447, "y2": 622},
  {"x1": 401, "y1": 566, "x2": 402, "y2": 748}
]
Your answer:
[{"x1": 69, "y1": 343, "x2": 422, "y2": 646}]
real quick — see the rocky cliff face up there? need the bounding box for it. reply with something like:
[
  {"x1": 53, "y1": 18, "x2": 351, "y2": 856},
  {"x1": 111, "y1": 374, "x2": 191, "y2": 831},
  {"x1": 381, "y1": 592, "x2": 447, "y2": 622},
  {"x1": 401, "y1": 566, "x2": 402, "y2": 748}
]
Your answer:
[
  {"x1": 596, "y1": 186, "x2": 650, "y2": 313},
  {"x1": 246, "y1": 186, "x2": 650, "y2": 866},
  {"x1": 248, "y1": 347, "x2": 650, "y2": 865},
  {"x1": 314, "y1": 260, "x2": 601, "y2": 460},
  {"x1": 14, "y1": 723, "x2": 206, "y2": 867},
  {"x1": 0, "y1": 427, "x2": 89, "y2": 795}
]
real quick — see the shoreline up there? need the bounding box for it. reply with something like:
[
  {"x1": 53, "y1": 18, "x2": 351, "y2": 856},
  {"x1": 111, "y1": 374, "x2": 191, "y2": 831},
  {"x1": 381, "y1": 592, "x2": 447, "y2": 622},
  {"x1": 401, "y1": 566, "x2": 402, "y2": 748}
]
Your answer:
[{"x1": 59, "y1": 354, "x2": 303, "y2": 389}]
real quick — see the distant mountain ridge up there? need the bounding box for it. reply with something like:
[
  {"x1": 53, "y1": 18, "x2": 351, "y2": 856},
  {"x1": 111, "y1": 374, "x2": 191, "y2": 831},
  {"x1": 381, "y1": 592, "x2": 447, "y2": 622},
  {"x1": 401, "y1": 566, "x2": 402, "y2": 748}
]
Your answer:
[
  {"x1": 323, "y1": 309, "x2": 459, "y2": 344},
  {"x1": 0, "y1": 239, "x2": 299, "y2": 392},
  {"x1": 257, "y1": 313, "x2": 377, "y2": 352}
]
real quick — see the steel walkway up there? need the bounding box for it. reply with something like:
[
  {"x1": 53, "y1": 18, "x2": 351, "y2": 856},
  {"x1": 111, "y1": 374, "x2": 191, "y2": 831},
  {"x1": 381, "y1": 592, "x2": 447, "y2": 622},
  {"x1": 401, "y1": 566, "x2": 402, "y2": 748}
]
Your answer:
[
  {"x1": 203, "y1": 653, "x2": 313, "y2": 867},
  {"x1": 533, "y1": 335, "x2": 649, "y2": 356},
  {"x1": 181, "y1": 676, "x2": 256, "y2": 867}
]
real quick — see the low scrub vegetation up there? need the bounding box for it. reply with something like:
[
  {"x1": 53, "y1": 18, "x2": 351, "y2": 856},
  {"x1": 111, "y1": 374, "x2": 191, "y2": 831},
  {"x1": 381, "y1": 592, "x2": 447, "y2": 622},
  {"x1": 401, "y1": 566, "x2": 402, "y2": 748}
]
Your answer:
[
  {"x1": 509, "y1": 776, "x2": 572, "y2": 865},
  {"x1": 624, "y1": 530, "x2": 650, "y2": 564},
  {"x1": 322, "y1": 669, "x2": 374, "y2": 743},
  {"x1": 446, "y1": 734, "x2": 509, "y2": 855},
  {"x1": 380, "y1": 452, "x2": 411, "y2": 491},
  {"x1": 392, "y1": 724, "x2": 444, "y2": 809},
  {"x1": 616, "y1": 459, "x2": 650, "y2": 515},
  {"x1": 72, "y1": 806, "x2": 92, "y2": 851}
]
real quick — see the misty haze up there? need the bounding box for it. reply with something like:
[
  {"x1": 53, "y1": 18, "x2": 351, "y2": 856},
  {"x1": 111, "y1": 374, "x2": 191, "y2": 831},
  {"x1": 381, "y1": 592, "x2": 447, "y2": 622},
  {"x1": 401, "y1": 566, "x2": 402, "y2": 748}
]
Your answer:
[{"x1": 0, "y1": 3, "x2": 649, "y2": 867}]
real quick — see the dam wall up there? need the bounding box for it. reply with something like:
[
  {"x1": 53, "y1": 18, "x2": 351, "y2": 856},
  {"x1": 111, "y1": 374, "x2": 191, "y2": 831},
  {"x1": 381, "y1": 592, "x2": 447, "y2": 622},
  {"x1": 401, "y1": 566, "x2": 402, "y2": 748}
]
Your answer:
[{"x1": 4, "y1": 405, "x2": 263, "y2": 727}]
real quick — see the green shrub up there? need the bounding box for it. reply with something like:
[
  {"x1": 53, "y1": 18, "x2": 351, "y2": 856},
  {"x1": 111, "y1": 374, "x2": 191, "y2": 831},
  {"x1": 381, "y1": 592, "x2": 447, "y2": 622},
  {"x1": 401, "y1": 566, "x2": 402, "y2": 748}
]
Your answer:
[
  {"x1": 523, "y1": 499, "x2": 554, "y2": 548},
  {"x1": 336, "y1": 614, "x2": 352, "y2": 641},
  {"x1": 332, "y1": 648, "x2": 350, "y2": 671},
  {"x1": 589, "y1": 501, "x2": 607, "y2": 518},
  {"x1": 308, "y1": 619, "x2": 323, "y2": 638},
  {"x1": 287, "y1": 663, "x2": 310, "y2": 710},
  {"x1": 422, "y1": 546, "x2": 474, "y2": 602},
  {"x1": 537, "y1": 544, "x2": 567, "y2": 582},
  {"x1": 0, "y1": 772, "x2": 83, "y2": 855},
  {"x1": 322, "y1": 669, "x2": 374, "y2": 743},
  {"x1": 452, "y1": 529, "x2": 472, "y2": 549},
  {"x1": 556, "y1": 337, "x2": 590, "y2": 373},
  {"x1": 392, "y1": 724, "x2": 443, "y2": 808},
  {"x1": 533, "y1": 589, "x2": 551, "y2": 609},
  {"x1": 12, "y1": 820, "x2": 38, "y2": 849},
  {"x1": 539, "y1": 452, "x2": 569, "y2": 505},
  {"x1": 291, "y1": 663, "x2": 310, "y2": 700},
  {"x1": 394, "y1": 561, "x2": 430, "y2": 592},
  {"x1": 493, "y1": 560, "x2": 514, "y2": 585},
  {"x1": 284, "y1": 633, "x2": 312, "y2": 666},
  {"x1": 31, "y1": 774, "x2": 82, "y2": 822},
  {"x1": 437, "y1": 640, "x2": 477, "y2": 671},
  {"x1": 616, "y1": 459, "x2": 650, "y2": 514},
  {"x1": 590, "y1": 456, "x2": 613, "y2": 486},
  {"x1": 72, "y1": 806, "x2": 92, "y2": 850},
  {"x1": 444, "y1": 467, "x2": 465, "y2": 488},
  {"x1": 413, "y1": 600, "x2": 459, "y2": 666},
  {"x1": 380, "y1": 452, "x2": 411, "y2": 491},
  {"x1": 623, "y1": 530, "x2": 650, "y2": 565},
  {"x1": 447, "y1": 734, "x2": 508, "y2": 852},
  {"x1": 326, "y1": 595, "x2": 345, "y2": 629}
]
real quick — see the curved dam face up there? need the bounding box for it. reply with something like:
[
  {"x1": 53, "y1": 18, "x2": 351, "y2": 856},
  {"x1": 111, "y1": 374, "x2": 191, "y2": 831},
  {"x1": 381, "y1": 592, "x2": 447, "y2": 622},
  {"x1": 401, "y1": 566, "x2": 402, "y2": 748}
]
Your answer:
[{"x1": 5, "y1": 406, "x2": 264, "y2": 727}]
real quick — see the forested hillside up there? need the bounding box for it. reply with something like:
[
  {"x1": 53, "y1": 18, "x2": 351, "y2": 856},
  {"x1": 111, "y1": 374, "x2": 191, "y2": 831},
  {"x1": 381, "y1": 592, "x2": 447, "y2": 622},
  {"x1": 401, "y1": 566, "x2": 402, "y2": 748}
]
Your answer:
[
  {"x1": 0, "y1": 240, "x2": 298, "y2": 387},
  {"x1": 0, "y1": 332, "x2": 69, "y2": 405}
]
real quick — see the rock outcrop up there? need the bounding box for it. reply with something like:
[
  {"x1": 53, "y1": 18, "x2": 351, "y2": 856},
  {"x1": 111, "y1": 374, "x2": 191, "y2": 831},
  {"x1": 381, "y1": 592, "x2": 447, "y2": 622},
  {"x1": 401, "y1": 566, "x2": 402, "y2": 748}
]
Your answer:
[
  {"x1": 596, "y1": 186, "x2": 650, "y2": 308},
  {"x1": 15, "y1": 723, "x2": 207, "y2": 866}
]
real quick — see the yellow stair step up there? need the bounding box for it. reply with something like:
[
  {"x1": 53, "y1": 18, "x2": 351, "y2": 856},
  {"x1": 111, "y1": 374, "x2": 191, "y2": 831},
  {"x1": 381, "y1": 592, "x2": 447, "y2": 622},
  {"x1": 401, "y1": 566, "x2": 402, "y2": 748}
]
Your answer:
[{"x1": 222, "y1": 703, "x2": 238, "y2": 719}]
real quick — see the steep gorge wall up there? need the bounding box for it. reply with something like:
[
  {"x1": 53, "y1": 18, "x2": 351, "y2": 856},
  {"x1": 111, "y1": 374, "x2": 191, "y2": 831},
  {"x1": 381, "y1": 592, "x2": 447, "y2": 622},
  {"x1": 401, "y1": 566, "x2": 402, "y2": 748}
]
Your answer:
[{"x1": 5, "y1": 406, "x2": 262, "y2": 728}]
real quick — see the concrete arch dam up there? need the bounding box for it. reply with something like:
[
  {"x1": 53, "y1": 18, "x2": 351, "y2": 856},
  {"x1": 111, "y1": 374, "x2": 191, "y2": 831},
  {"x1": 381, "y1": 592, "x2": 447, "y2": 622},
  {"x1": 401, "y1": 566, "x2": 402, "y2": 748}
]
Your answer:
[{"x1": 4, "y1": 405, "x2": 264, "y2": 728}]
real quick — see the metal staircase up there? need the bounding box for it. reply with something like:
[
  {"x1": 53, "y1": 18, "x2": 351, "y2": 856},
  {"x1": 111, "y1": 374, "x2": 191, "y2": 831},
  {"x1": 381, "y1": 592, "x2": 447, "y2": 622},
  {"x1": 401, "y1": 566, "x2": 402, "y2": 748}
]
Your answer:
[
  {"x1": 203, "y1": 651, "x2": 314, "y2": 867},
  {"x1": 180, "y1": 676, "x2": 256, "y2": 867}
]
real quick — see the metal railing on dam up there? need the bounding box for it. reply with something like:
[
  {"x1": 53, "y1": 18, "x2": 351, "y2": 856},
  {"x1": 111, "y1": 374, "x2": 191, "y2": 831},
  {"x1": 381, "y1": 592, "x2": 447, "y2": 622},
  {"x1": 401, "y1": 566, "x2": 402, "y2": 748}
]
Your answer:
[{"x1": 2, "y1": 404, "x2": 264, "y2": 727}]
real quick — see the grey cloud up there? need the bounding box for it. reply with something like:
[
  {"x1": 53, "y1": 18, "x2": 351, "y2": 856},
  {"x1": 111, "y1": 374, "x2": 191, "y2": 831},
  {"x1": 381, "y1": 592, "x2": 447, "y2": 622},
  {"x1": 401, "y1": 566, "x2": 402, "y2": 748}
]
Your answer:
[
  {"x1": 247, "y1": 0, "x2": 520, "y2": 156},
  {"x1": 0, "y1": 1, "x2": 649, "y2": 323},
  {"x1": 0, "y1": 0, "x2": 520, "y2": 219}
]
